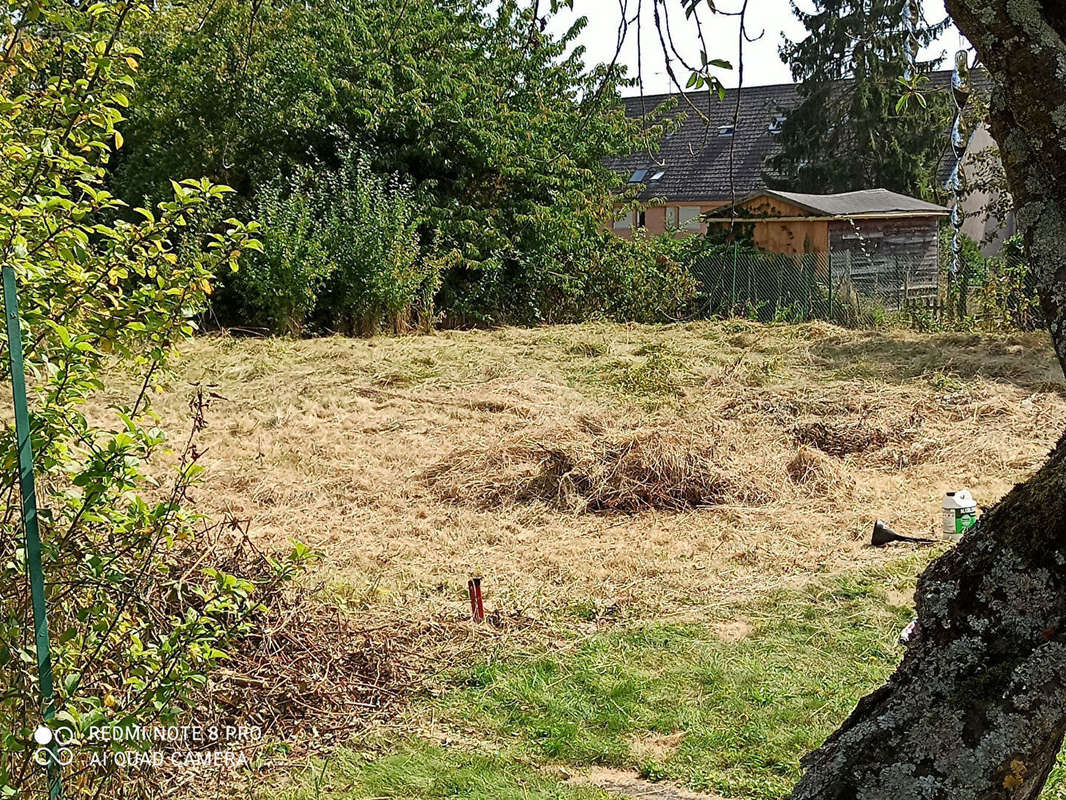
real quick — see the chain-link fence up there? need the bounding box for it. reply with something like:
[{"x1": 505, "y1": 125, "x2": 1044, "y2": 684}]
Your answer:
[
  {"x1": 687, "y1": 244, "x2": 1039, "y2": 330},
  {"x1": 690, "y1": 247, "x2": 937, "y2": 326}
]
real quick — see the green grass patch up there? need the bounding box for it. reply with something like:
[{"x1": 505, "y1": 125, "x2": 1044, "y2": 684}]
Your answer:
[
  {"x1": 260, "y1": 556, "x2": 1066, "y2": 800},
  {"x1": 440, "y1": 566, "x2": 921, "y2": 800},
  {"x1": 588, "y1": 346, "x2": 697, "y2": 403},
  {"x1": 370, "y1": 354, "x2": 442, "y2": 387},
  {"x1": 262, "y1": 739, "x2": 606, "y2": 800}
]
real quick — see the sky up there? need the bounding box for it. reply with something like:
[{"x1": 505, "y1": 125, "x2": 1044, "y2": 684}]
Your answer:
[{"x1": 548, "y1": 0, "x2": 968, "y2": 95}]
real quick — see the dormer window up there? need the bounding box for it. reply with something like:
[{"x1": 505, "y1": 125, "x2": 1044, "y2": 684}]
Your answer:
[
  {"x1": 628, "y1": 169, "x2": 648, "y2": 183},
  {"x1": 769, "y1": 114, "x2": 786, "y2": 134},
  {"x1": 717, "y1": 125, "x2": 734, "y2": 137}
]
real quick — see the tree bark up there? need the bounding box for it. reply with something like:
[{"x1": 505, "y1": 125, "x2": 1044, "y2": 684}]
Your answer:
[{"x1": 792, "y1": 2, "x2": 1066, "y2": 798}]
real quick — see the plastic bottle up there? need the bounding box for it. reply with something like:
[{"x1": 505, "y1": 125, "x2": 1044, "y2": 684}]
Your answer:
[{"x1": 941, "y1": 490, "x2": 977, "y2": 541}]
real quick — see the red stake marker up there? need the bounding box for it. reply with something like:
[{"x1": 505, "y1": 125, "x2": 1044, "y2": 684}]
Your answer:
[{"x1": 468, "y1": 577, "x2": 485, "y2": 624}]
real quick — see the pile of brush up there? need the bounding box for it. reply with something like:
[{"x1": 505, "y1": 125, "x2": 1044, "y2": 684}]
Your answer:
[
  {"x1": 205, "y1": 598, "x2": 412, "y2": 747},
  {"x1": 178, "y1": 527, "x2": 416, "y2": 753},
  {"x1": 791, "y1": 420, "x2": 892, "y2": 457},
  {"x1": 135, "y1": 525, "x2": 420, "y2": 797},
  {"x1": 427, "y1": 419, "x2": 783, "y2": 512}
]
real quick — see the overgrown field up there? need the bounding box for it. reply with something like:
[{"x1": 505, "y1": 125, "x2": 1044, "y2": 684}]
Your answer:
[{"x1": 109, "y1": 321, "x2": 1066, "y2": 799}]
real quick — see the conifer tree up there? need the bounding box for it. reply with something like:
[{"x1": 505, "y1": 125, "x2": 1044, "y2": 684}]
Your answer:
[{"x1": 766, "y1": 0, "x2": 951, "y2": 197}]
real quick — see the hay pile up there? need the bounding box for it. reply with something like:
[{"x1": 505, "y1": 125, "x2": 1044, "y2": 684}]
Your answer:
[
  {"x1": 787, "y1": 446, "x2": 853, "y2": 494},
  {"x1": 426, "y1": 421, "x2": 783, "y2": 512},
  {"x1": 791, "y1": 420, "x2": 894, "y2": 457}
]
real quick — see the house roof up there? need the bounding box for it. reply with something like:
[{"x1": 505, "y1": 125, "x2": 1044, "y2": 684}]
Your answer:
[
  {"x1": 712, "y1": 188, "x2": 949, "y2": 218},
  {"x1": 608, "y1": 82, "x2": 799, "y2": 203},
  {"x1": 610, "y1": 69, "x2": 991, "y2": 203}
]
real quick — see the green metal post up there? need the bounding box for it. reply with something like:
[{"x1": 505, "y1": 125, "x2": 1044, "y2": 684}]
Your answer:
[{"x1": 3, "y1": 265, "x2": 62, "y2": 799}]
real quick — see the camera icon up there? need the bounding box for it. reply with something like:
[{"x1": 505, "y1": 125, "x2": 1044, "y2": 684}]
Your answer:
[{"x1": 33, "y1": 725, "x2": 75, "y2": 767}]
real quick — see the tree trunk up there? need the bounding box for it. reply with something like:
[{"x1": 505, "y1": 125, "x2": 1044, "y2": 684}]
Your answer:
[
  {"x1": 792, "y1": 2, "x2": 1066, "y2": 798},
  {"x1": 793, "y1": 432, "x2": 1066, "y2": 799}
]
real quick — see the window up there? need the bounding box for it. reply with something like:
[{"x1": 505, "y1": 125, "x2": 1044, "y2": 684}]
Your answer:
[
  {"x1": 628, "y1": 169, "x2": 648, "y2": 183},
  {"x1": 613, "y1": 211, "x2": 633, "y2": 230},
  {"x1": 649, "y1": 170, "x2": 666, "y2": 181},
  {"x1": 637, "y1": 211, "x2": 647, "y2": 228},
  {"x1": 769, "y1": 114, "x2": 786, "y2": 134},
  {"x1": 679, "y1": 206, "x2": 702, "y2": 231},
  {"x1": 717, "y1": 125, "x2": 734, "y2": 137},
  {"x1": 665, "y1": 207, "x2": 678, "y2": 228}
]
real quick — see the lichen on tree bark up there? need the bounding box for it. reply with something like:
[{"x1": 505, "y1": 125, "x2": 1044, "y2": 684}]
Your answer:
[{"x1": 792, "y1": 2, "x2": 1066, "y2": 798}]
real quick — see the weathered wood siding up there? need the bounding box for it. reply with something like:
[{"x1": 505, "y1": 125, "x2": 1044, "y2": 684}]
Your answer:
[
  {"x1": 828, "y1": 216, "x2": 940, "y2": 304},
  {"x1": 751, "y1": 218, "x2": 829, "y2": 256}
]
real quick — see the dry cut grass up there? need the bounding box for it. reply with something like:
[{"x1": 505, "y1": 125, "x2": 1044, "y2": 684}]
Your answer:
[
  {"x1": 99, "y1": 321, "x2": 1066, "y2": 651},
  {"x1": 425, "y1": 420, "x2": 778, "y2": 512}
]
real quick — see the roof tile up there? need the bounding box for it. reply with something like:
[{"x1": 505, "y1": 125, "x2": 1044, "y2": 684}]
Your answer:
[{"x1": 611, "y1": 70, "x2": 989, "y2": 202}]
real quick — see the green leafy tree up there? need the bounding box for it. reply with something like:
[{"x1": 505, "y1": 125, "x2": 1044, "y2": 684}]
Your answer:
[
  {"x1": 0, "y1": 2, "x2": 268, "y2": 796},
  {"x1": 766, "y1": 0, "x2": 952, "y2": 197},
  {"x1": 114, "y1": 0, "x2": 657, "y2": 325}
]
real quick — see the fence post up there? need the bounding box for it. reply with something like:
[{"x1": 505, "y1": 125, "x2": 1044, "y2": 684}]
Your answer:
[
  {"x1": 3, "y1": 265, "x2": 62, "y2": 799},
  {"x1": 776, "y1": 257, "x2": 783, "y2": 316},
  {"x1": 827, "y1": 252, "x2": 833, "y2": 321},
  {"x1": 903, "y1": 258, "x2": 910, "y2": 310},
  {"x1": 806, "y1": 255, "x2": 813, "y2": 320},
  {"x1": 730, "y1": 242, "x2": 738, "y2": 315}
]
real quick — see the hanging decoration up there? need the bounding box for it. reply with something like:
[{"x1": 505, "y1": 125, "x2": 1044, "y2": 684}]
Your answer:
[
  {"x1": 903, "y1": 0, "x2": 921, "y2": 82},
  {"x1": 948, "y1": 49, "x2": 973, "y2": 278}
]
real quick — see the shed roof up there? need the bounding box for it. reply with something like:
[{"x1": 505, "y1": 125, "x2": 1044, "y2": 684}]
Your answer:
[{"x1": 709, "y1": 188, "x2": 949, "y2": 219}]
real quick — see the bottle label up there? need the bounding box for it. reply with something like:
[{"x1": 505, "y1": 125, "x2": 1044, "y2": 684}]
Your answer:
[{"x1": 956, "y1": 511, "x2": 976, "y2": 534}]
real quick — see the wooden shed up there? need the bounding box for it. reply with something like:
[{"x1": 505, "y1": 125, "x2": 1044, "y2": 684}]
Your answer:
[{"x1": 705, "y1": 188, "x2": 949, "y2": 295}]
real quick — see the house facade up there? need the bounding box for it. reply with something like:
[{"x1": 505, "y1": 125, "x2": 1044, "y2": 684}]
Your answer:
[
  {"x1": 953, "y1": 123, "x2": 1018, "y2": 254},
  {"x1": 609, "y1": 82, "x2": 797, "y2": 238}
]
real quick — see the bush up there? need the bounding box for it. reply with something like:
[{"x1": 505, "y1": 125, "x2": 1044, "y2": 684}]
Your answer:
[
  {"x1": 972, "y1": 235, "x2": 1043, "y2": 331},
  {"x1": 216, "y1": 154, "x2": 444, "y2": 336},
  {"x1": 473, "y1": 228, "x2": 701, "y2": 326},
  {"x1": 585, "y1": 234, "x2": 701, "y2": 323},
  {"x1": 938, "y1": 226, "x2": 986, "y2": 321},
  {"x1": 315, "y1": 153, "x2": 442, "y2": 335},
  {"x1": 224, "y1": 172, "x2": 331, "y2": 334}
]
